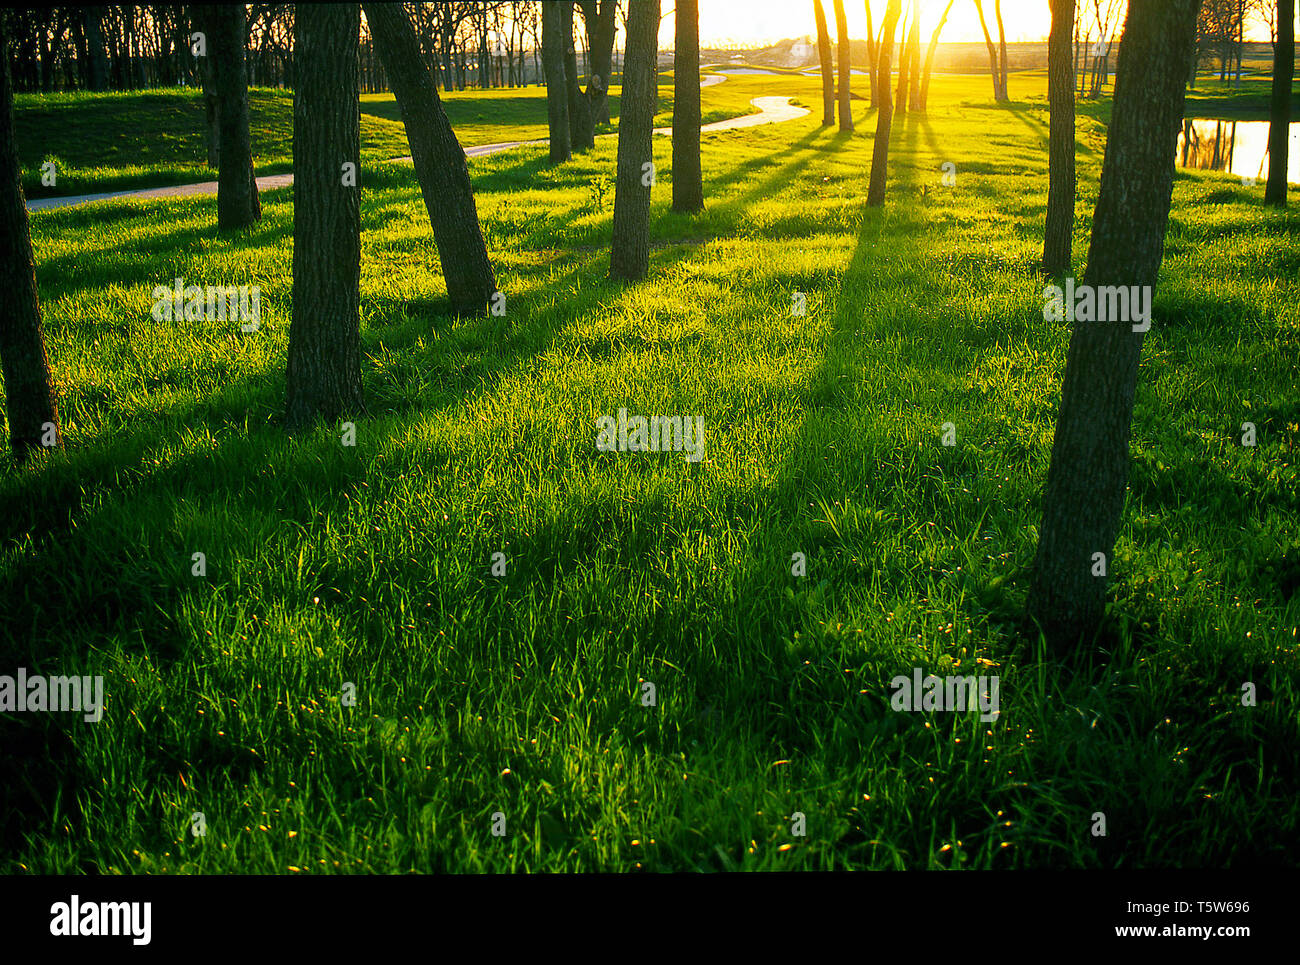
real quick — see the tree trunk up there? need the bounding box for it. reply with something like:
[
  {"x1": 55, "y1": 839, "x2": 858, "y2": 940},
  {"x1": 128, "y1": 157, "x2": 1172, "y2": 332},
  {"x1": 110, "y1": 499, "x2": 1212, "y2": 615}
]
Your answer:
[
  {"x1": 580, "y1": 0, "x2": 617, "y2": 124},
  {"x1": 895, "y1": 12, "x2": 912, "y2": 118},
  {"x1": 1264, "y1": 0, "x2": 1294, "y2": 207},
  {"x1": 1076, "y1": 29, "x2": 1087, "y2": 97},
  {"x1": 814, "y1": 0, "x2": 835, "y2": 126},
  {"x1": 364, "y1": 2, "x2": 497, "y2": 314},
  {"x1": 995, "y1": 0, "x2": 1009, "y2": 100},
  {"x1": 609, "y1": 0, "x2": 659, "y2": 281},
  {"x1": 833, "y1": 0, "x2": 854, "y2": 131},
  {"x1": 905, "y1": 2, "x2": 920, "y2": 109},
  {"x1": 201, "y1": 4, "x2": 261, "y2": 231},
  {"x1": 541, "y1": 0, "x2": 571, "y2": 162},
  {"x1": 975, "y1": 0, "x2": 1003, "y2": 101},
  {"x1": 672, "y1": 0, "x2": 703, "y2": 213},
  {"x1": 1026, "y1": 0, "x2": 1202, "y2": 652},
  {"x1": 0, "y1": 23, "x2": 60, "y2": 461},
  {"x1": 442, "y1": 21, "x2": 456, "y2": 92},
  {"x1": 479, "y1": 6, "x2": 489, "y2": 90},
  {"x1": 285, "y1": 3, "x2": 363, "y2": 434},
  {"x1": 72, "y1": 15, "x2": 89, "y2": 89},
  {"x1": 919, "y1": 0, "x2": 955, "y2": 112},
  {"x1": 84, "y1": 7, "x2": 109, "y2": 92},
  {"x1": 201, "y1": 43, "x2": 221, "y2": 168},
  {"x1": 1043, "y1": 0, "x2": 1075, "y2": 275},
  {"x1": 867, "y1": 0, "x2": 903, "y2": 206},
  {"x1": 865, "y1": 0, "x2": 878, "y2": 107},
  {"x1": 564, "y1": 2, "x2": 594, "y2": 151},
  {"x1": 38, "y1": 17, "x2": 52, "y2": 93}
]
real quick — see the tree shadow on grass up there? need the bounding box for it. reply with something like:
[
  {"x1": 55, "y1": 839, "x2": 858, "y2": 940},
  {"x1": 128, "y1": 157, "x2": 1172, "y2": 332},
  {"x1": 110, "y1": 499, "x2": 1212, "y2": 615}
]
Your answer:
[
  {"x1": 34, "y1": 207, "x2": 293, "y2": 303},
  {"x1": 411, "y1": 146, "x2": 1016, "y2": 866}
]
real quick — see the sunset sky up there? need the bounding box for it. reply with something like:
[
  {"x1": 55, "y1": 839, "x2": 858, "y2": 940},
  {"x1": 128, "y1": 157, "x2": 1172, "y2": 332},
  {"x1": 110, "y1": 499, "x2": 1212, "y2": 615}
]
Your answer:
[{"x1": 654, "y1": 0, "x2": 1278, "y2": 49}]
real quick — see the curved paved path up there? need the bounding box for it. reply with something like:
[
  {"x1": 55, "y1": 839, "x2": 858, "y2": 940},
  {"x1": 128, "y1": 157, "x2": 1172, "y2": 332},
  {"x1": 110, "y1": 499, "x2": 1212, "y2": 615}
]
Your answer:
[{"x1": 27, "y1": 74, "x2": 808, "y2": 212}]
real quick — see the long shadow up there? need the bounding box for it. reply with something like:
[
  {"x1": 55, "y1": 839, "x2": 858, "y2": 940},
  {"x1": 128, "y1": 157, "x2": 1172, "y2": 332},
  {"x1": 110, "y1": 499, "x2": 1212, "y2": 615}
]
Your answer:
[
  {"x1": 34, "y1": 203, "x2": 294, "y2": 301},
  {"x1": 1004, "y1": 102, "x2": 1100, "y2": 159},
  {"x1": 0, "y1": 224, "x2": 731, "y2": 866},
  {"x1": 1, "y1": 95, "x2": 984, "y2": 869},
  {"x1": 702, "y1": 121, "x2": 831, "y2": 198}
]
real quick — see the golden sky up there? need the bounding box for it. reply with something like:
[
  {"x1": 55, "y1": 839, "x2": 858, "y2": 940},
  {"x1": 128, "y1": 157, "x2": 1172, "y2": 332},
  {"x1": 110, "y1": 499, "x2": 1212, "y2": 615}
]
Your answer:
[{"x1": 654, "y1": 0, "x2": 1278, "y2": 49}]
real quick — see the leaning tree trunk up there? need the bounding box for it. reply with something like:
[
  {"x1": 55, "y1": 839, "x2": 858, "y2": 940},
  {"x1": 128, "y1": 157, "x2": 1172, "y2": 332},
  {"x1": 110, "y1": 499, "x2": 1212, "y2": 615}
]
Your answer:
[
  {"x1": 0, "y1": 23, "x2": 60, "y2": 461},
  {"x1": 814, "y1": 0, "x2": 835, "y2": 126},
  {"x1": 1043, "y1": 0, "x2": 1075, "y2": 275},
  {"x1": 867, "y1": 0, "x2": 903, "y2": 207},
  {"x1": 1264, "y1": 0, "x2": 1294, "y2": 207},
  {"x1": 834, "y1": 0, "x2": 854, "y2": 131},
  {"x1": 285, "y1": 3, "x2": 363, "y2": 433},
  {"x1": 541, "y1": 0, "x2": 571, "y2": 163},
  {"x1": 672, "y1": 0, "x2": 703, "y2": 213},
  {"x1": 975, "y1": 0, "x2": 1003, "y2": 101},
  {"x1": 202, "y1": 4, "x2": 261, "y2": 230},
  {"x1": 363, "y1": 2, "x2": 497, "y2": 314},
  {"x1": 919, "y1": 0, "x2": 955, "y2": 112},
  {"x1": 1027, "y1": 0, "x2": 1202, "y2": 652},
  {"x1": 609, "y1": 0, "x2": 659, "y2": 281}
]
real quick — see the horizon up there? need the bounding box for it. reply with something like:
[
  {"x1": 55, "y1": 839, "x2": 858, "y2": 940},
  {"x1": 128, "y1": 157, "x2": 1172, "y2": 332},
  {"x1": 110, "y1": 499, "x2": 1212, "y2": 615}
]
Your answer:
[{"x1": 662, "y1": 0, "x2": 1281, "y2": 50}]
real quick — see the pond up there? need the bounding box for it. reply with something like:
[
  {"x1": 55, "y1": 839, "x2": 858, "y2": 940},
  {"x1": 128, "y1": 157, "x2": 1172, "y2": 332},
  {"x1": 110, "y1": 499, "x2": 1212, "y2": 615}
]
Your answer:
[{"x1": 1177, "y1": 118, "x2": 1300, "y2": 185}]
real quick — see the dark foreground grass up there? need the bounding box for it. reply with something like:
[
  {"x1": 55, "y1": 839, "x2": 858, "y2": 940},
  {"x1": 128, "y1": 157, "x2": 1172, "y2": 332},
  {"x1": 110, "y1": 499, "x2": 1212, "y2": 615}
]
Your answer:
[{"x1": 1, "y1": 71, "x2": 1297, "y2": 872}]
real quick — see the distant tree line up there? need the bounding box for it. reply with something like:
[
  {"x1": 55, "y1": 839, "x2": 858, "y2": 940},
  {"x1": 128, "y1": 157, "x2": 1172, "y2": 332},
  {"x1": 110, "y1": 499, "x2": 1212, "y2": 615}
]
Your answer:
[{"x1": 0, "y1": 3, "x2": 591, "y2": 96}]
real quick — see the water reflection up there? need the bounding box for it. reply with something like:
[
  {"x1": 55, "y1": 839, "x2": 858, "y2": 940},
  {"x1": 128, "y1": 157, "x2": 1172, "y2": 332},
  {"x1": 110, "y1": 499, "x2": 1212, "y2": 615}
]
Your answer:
[{"x1": 1177, "y1": 118, "x2": 1300, "y2": 184}]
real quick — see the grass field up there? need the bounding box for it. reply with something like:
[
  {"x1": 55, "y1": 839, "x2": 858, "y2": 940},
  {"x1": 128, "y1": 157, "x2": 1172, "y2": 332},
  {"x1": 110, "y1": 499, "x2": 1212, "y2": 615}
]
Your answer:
[
  {"x1": 2, "y1": 69, "x2": 1298, "y2": 872},
  {"x1": 14, "y1": 73, "x2": 756, "y2": 199}
]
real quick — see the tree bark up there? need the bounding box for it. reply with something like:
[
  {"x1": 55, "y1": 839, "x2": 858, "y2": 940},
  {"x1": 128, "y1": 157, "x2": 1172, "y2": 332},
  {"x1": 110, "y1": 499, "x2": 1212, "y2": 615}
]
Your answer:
[
  {"x1": 1043, "y1": 0, "x2": 1075, "y2": 275},
  {"x1": 200, "y1": 4, "x2": 261, "y2": 231},
  {"x1": 919, "y1": 0, "x2": 955, "y2": 111},
  {"x1": 865, "y1": 0, "x2": 878, "y2": 107},
  {"x1": 563, "y1": 2, "x2": 595, "y2": 151},
  {"x1": 1027, "y1": 0, "x2": 1202, "y2": 652},
  {"x1": 609, "y1": 0, "x2": 659, "y2": 281},
  {"x1": 200, "y1": 33, "x2": 221, "y2": 168},
  {"x1": 285, "y1": 3, "x2": 363, "y2": 434},
  {"x1": 541, "y1": 0, "x2": 571, "y2": 162},
  {"x1": 84, "y1": 6, "x2": 109, "y2": 92},
  {"x1": 364, "y1": 2, "x2": 497, "y2": 314},
  {"x1": 895, "y1": 10, "x2": 912, "y2": 118},
  {"x1": 867, "y1": 0, "x2": 903, "y2": 206},
  {"x1": 672, "y1": 0, "x2": 703, "y2": 213},
  {"x1": 0, "y1": 22, "x2": 60, "y2": 461},
  {"x1": 834, "y1": 0, "x2": 854, "y2": 131},
  {"x1": 907, "y1": 1, "x2": 922, "y2": 109},
  {"x1": 1264, "y1": 0, "x2": 1294, "y2": 206},
  {"x1": 995, "y1": 0, "x2": 1009, "y2": 100},
  {"x1": 814, "y1": 0, "x2": 835, "y2": 126},
  {"x1": 579, "y1": 0, "x2": 618, "y2": 124},
  {"x1": 975, "y1": 0, "x2": 1004, "y2": 101}
]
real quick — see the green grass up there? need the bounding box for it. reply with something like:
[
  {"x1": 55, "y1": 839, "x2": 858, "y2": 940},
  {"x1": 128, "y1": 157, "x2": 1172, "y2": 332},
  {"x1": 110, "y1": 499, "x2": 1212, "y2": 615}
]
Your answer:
[
  {"x1": 15, "y1": 76, "x2": 757, "y2": 199},
  {"x1": 2, "y1": 70, "x2": 1298, "y2": 872}
]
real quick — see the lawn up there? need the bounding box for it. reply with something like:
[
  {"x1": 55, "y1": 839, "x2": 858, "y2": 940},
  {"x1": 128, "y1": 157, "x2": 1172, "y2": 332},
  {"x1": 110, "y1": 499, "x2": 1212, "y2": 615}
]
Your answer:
[
  {"x1": 2, "y1": 69, "x2": 1298, "y2": 872},
  {"x1": 13, "y1": 73, "x2": 758, "y2": 200}
]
